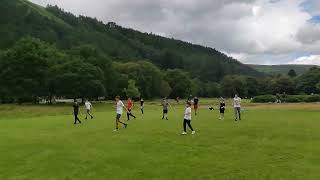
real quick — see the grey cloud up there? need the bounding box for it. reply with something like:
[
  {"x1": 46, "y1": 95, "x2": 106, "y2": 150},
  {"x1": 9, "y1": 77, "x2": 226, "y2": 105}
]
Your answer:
[{"x1": 29, "y1": 0, "x2": 319, "y2": 65}]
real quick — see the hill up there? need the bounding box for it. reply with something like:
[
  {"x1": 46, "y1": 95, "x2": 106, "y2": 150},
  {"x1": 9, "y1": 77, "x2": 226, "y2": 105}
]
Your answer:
[
  {"x1": 249, "y1": 64, "x2": 317, "y2": 75},
  {"x1": 0, "y1": 0, "x2": 262, "y2": 83}
]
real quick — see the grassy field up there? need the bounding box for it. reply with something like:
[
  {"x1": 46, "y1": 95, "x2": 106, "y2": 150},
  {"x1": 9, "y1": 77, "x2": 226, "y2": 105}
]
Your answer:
[{"x1": 0, "y1": 100, "x2": 320, "y2": 180}]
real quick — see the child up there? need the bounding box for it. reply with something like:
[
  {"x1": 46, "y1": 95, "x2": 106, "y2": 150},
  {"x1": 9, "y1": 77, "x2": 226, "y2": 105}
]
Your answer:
[
  {"x1": 182, "y1": 102, "x2": 196, "y2": 135},
  {"x1": 219, "y1": 97, "x2": 225, "y2": 120},
  {"x1": 114, "y1": 96, "x2": 128, "y2": 131}
]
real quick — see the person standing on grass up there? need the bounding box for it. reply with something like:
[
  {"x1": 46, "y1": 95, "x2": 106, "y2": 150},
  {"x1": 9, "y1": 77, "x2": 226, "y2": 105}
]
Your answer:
[
  {"x1": 193, "y1": 96, "x2": 199, "y2": 116},
  {"x1": 140, "y1": 97, "x2": 144, "y2": 114},
  {"x1": 126, "y1": 97, "x2": 136, "y2": 121},
  {"x1": 114, "y1": 96, "x2": 128, "y2": 131},
  {"x1": 182, "y1": 102, "x2": 195, "y2": 135},
  {"x1": 73, "y1": 100, "x2": 81, "y2": 125},
  {"x1": 233, "y1": 94, "x2": 242, "y2": 121},
  {"x1": 84, "y1": 99, "x2": 93, "y2": 119},
  {"x1": 161, "y1": 97, "x2": 170, "y2": 120},
  {"x1": 219, "y1": 97, "x2": 226, "y2": 120}
]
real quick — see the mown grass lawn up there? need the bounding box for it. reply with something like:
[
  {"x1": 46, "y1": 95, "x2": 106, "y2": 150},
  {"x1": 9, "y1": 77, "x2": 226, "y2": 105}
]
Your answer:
[{"x1": 0, "y1": 101, "x2": 319, "y2": 180}]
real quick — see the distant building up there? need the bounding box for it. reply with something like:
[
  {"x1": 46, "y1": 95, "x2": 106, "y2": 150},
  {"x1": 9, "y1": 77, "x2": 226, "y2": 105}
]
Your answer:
[{"x1": 107, "y1": 22, "x2": 117, "y2": 28}]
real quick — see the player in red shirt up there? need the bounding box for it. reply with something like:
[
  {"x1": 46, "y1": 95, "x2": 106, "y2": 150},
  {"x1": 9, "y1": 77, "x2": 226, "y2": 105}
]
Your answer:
[{"x1": 127, "y1": 97, "x2": 136, "y2": 121}]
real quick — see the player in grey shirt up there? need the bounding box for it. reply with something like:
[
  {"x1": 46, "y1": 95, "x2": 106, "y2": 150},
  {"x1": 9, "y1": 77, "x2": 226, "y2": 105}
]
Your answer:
[{"x1": 233, "y1": 94, "x2": 242, "y2": 121}]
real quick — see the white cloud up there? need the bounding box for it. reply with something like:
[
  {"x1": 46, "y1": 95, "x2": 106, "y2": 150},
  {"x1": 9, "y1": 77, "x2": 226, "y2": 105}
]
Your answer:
[
  {"x1": 289, "y1": 55, "x2": 320, "y2": 65},
  {"x1": 28, "y1": 0, "x2": 320, "y2": 65}
]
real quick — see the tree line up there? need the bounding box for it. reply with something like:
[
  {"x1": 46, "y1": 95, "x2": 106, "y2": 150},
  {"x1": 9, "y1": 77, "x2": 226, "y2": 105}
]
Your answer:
[{"x1": 0, "y1": 37, "x2": 320, "y2": 104}]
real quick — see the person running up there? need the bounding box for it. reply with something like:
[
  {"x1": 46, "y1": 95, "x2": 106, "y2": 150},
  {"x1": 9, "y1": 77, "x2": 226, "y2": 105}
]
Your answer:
[
  {"x1": 233, "y1": 94, "x2": 242, "y2": 121},
  {"x1": 84, "y1": 99, "x2": 93, "y2": 119},
  {"x1": 182, "y1": 102, "x2": 195, "y2": 135},
  {"x1": 126, "y1": 97, "x2": 136, "y2": 121},
  {"x1": 140, "y1": 97, "x2": 144, "y2": 114},
  {"x1": 193, "y1": 96, "x2": 199, "y2": 116},
  {"x1": 114, "y1": 96, "x2": 128, "y2": 131},
  {"x1": 161, "y1": 98, "x2": 170, "y2": 120},
  {"x1": 219, "y1": 97, "x2": 226, "y2": 120},
  {"x1": 73, "y1": 100, "x2": 81, "y2": 125}
]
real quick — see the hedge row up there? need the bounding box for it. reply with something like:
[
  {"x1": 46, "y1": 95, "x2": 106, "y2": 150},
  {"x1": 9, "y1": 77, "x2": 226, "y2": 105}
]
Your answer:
[{"x1": 252, "y1": 95, "x2": 320, "y2": 103}]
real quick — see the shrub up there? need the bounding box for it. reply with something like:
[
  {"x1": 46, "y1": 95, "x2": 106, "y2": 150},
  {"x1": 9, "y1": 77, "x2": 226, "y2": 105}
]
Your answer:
[
  {"x1": 252, "y1": 95, "x2": 277, "y2": 103},
  {"x1": 253, "y1": 94, "x2": 320, "y2": 103}
]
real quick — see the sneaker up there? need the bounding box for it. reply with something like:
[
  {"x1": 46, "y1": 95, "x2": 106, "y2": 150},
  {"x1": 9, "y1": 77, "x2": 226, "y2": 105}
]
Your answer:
[
  {"x1": 181, "y1": 132, "x2": 187, "y2": 135},
  {"x1": 166, "y1": 118, "x2": 168, "y2": 120},
  {"x1": 124, "y1": 124, "x2": 128, "y2": 128},
  {"x1": 91, "y1": 116, "x2": 93, "y2": 119},
  {"x1": 192, "y1": 131, "x2": 196, "y2": 135},
  {"x1": 113, "y1": 129, "x2": 118, "y2": 132}
]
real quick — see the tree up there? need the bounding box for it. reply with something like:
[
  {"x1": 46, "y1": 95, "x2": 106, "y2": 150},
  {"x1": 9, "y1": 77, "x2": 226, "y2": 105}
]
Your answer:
[
  {"x1": 288, "y1": 69, "x2": 297, "y2": 78},
  {"x1": 159, "y1": 80, "x2": 172, "y2": 98},
  {"x1": 123, "y1": 79, "x2": 140, "y2": 99},
  {"x1": 221, "y1": 76, "x2": 247, "y2": 97},
  {"x1": 165, "y1": 69, "x2": 192, "y2": 98},
  {"x1": 0, "y1": 37, "x2": 61, "y2": 103},
  {"x1": 270, "y1": 76, "x2": 295, "y2": 95},
  {"x1": 296, "y1": 67, "x2": 320, "y2": 94},
  {"x1": 114, "y1": 61, "x2": 164, "y2": 98},
  {"x1": 50, "y1": 58, "x2": 105, "y2": 99}
]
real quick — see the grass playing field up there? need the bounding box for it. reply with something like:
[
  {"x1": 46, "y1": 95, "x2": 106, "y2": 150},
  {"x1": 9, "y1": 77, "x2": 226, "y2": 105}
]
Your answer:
[{"x1": 0, "y1": 100, "x2": 319, "y2": 180}]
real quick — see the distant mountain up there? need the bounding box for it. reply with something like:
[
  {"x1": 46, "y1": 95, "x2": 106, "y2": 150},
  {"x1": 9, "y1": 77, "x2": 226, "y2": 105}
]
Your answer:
[
  {"x1": 248, "y1": 64, "x2": 317, "y2": 76},
  {"x1": 0, "y1": 0, "x2": 263, "y2": 82}
]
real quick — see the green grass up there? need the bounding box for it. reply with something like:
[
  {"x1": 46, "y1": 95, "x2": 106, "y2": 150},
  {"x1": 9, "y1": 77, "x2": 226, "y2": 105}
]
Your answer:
[{"x1": 0, "y1": 100, "x2": 320, "y2": 180}]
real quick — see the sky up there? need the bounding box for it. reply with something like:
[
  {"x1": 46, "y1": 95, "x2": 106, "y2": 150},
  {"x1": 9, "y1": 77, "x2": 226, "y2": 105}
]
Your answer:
[{"x1": 30, "y1": 0, "x2": 320, "y2": 65}]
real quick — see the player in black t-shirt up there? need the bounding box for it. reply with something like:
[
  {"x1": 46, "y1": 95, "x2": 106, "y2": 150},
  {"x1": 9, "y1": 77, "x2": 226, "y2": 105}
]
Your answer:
[
  {"x1": 73, "y1": 100, "x2": 81, "y2": 124},
  {"x1": 140, "y1": 97, "x2": 144, "y2": 114},
  {"x1": 219, "y1": 97, "x2": 225, "y2": 120},
  {"x1": 193, "y1": 96, "x2": 199, "y2": 115}
]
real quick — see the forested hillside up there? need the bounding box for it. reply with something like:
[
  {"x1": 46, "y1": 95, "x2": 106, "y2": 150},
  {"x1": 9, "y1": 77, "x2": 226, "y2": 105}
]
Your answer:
[
  {"x1": 249, "y1": 64, "x2": 317, "y2": 75},
  {"x1": 0, "y1": 0, "x2": 261, "y2": 81},
  {"x1": 1, "y1": 0, "x2": 320, "y2": 103}
]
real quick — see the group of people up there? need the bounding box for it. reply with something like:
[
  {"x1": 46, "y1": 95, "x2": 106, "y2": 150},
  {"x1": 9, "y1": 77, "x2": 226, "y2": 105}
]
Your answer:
[
  {"x1": 217, "y1": 94, "x2": 242, "y2": 121},
  {"x1": 72, "y1": 94, "x2": 242, "y2": 135}
]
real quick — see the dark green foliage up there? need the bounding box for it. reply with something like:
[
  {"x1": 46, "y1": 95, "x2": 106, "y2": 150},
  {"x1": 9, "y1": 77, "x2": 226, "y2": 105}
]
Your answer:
[
  {"x1": 123, "y1": 79, "x2": 141, "y2": 99},
  {"x1": 288, "y1": 69, "x2": 297, "y2": 78},
  {"x1": 165, "y1": 69, "x2": 192, "y2": 98},
  {"x1": 253, "y1": 94, "x2": 320, "y2": 103},
  {"x1": 1, "y1": 0, "x2": 320, "y2": 102},
  {"x1": 296, "y1": 67, "x2": 320, "y2": 94},
  {"x1": 252, "y1": 95, "x2": 277, "y2": 103}
]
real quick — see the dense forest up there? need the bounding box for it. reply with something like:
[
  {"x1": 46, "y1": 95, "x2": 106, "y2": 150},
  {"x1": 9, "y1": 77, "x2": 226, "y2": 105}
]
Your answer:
[
  {"x1": 249, "y1": 64, "x2": 317, "y2": 76},
  {"x1": 0, "y1": 0, "x2": 320, "y2": 103}
]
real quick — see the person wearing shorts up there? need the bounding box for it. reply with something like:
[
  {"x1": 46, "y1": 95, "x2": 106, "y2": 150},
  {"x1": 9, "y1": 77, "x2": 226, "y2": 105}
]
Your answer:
[
  {"x1": 162, "y1": 98, "x2": 169, "y2": 120},
  {"x1": 114, "y1": 96, "x2": 128, "y2": 131},
  {"x1": 219, "y1": 97, "x2": 225, "y2": 120}
]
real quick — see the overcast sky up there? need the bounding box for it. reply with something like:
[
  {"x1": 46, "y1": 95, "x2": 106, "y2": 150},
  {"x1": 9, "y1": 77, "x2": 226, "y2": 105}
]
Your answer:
[{"x1": 30, "y1": 0, "x2": 320, "y2": 65}]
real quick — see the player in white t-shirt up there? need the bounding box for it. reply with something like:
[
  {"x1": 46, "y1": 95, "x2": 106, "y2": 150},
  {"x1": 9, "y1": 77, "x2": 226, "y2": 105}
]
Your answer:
[
  {"x1": 181, "y1": 102, "x2": 196, "y2": 135},
  {"x1": 84, "y1": 100, "x2": 94, "y2": 119},
  {"x1": 114, "y1": 96, "x2": 128, "y2": 131},
  {"x1": 232, "y1": 94, "x2": 242, "y2": 121}
]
